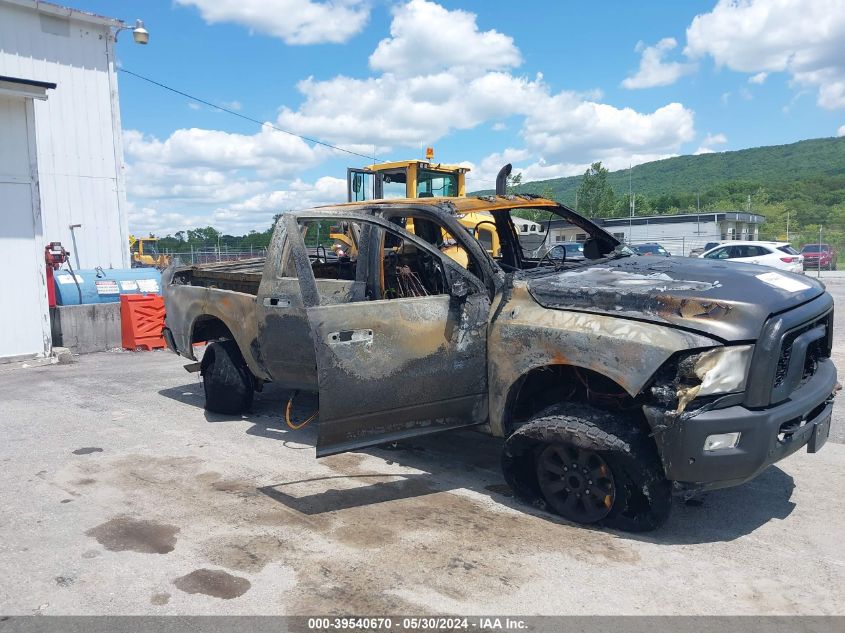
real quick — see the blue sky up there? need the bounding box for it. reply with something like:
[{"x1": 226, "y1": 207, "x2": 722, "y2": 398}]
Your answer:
[{"x1": 73, "y1": 0, "x2": 845, "y2": 235}]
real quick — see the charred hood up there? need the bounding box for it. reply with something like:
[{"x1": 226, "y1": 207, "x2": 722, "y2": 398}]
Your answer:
[{"x1": 527, "y1": 256, "x2": 826, "y2": 342}]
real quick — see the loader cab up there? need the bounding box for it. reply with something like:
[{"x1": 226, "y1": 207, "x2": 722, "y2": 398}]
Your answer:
[{"x1": 347, "y1": 160, "x2": 469, "y2": 202}]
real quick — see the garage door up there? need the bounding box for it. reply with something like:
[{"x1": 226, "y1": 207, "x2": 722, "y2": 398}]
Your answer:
[{"x1": 0, "y1": 96, "x2": 49, "y2": 361}]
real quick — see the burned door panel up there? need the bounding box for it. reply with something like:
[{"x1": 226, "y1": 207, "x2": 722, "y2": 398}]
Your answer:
[
  {"x1": 255, "y1": 221, "x2": 318, "y2": 389},
  {"x1": 256, "y1": 276, "x2": 318, "y2": 390},
  {"x1": 307, "y1": 292, "x2": 490, "y2": 456}
]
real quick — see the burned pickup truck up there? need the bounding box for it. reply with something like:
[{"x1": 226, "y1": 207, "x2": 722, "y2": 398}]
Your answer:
[{"x1": 162, "y1": 193, "x2": 836, "y2": 532}]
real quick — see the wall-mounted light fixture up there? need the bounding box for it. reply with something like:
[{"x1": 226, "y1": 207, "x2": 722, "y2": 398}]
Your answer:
[{"x1": 115, "y1": 19, "x2": 149, "y2": 45}]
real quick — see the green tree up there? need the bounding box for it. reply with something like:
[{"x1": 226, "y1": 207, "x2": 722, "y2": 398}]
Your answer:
[
  {"x1": 577, "y1": 162, "x2": 616, "y2": 217},
  {"x1": 614, "y1": 193, "x2": 652, "y2": 217},
  {"x1": 506, "y1": 171, "x2": 522, "y2": 193}
]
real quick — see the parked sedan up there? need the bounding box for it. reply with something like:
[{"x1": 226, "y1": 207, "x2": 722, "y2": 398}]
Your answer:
[
  {"x1": 632, "y1": 243, "x2": 671, "y2": 257},
  {"x1": 800, "y1": 244, "x2": 837, "y2": 270},
  {"x1": 700, "y1": 241, "x2": 804, "y2": 274}
]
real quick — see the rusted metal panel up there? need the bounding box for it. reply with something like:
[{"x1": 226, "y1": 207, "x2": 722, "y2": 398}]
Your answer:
[
  {"x1": 162, "y1": 278, "x2": 269, "y2": 380},
  {"x1": 487, "y1": 281, "x2": 719, "y2": 437}
]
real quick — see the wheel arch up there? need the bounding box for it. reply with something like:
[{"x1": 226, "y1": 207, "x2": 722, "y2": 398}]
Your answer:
[
  {"x1": 191, "y1": 313, "x2": 236, "y2": 345},
  {"x1": 501, "y1": 362, "x2": 648, "y2": 438},
  {"x1": 189, "y1": 313, "x2": 267, "y2": 380}
]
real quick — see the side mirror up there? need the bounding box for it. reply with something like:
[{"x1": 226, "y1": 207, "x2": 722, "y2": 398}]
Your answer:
[
  {"x1": 451, "y1": 278, "x2": 469, "y2": 299},
  {"x1": 352, "y1": 173, "x2": 362, "y2": 194}
]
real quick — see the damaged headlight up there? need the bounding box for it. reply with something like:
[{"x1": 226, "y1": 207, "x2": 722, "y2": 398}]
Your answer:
[{"x1": 673, "y1": 345, "x2": 754, "y2": 414}]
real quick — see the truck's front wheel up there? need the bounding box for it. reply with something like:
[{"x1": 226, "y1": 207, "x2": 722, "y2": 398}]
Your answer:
[
  {"x1": 201, "y1": 340, "x2": 254, "y2": 414},
  {"x1": 502, "y1": 404, "x2": 671, "y2": 532}
]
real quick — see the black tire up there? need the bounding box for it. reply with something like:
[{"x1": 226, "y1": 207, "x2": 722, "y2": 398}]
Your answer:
[
  {"x1": 201, "y1": 340, "x2": 254, "y2": 414},
  {"x1": 502, "y1": 403, "x2": 671, "y2": 532}
]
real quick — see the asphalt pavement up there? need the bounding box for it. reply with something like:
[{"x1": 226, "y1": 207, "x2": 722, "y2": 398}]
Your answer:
[{"x1": 0, "y1": 340, "x2": 843, "y2": 615}]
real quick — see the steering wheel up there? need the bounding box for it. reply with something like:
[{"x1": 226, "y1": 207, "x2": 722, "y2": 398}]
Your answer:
[{"x1": 537, "y1": 246, "x2": 565, "y2": 269}]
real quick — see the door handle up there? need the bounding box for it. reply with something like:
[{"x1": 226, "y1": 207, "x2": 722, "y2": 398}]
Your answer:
[
  {"x1": 263, "y1": 296, "x2": 291, "y2": 308},
  {"x1": 327, "y1": 329, "x2": 373, "y2": 344}
]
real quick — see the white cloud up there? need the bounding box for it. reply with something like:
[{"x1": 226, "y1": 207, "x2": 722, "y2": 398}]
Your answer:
[
  {"x1": 187, "y1": 102, "x2": 201, "y2": 110},
  {"x1": 227, "y1": 177, "x2": 347, "y2": 215},
  {"x1": 838, "y1": 124, "x2": 845, "y2": 137},
  {"x1": 748, "y1": 71, "x2": 768, "y2": 84},
  {"x1": 369, "y1": 0, "x2": 521, "y2": 77},
  {"x1": 694, "y1": 132, "x2": 728, "y2": 155},
  {"x1": 702, "y1": 132, "x2": 727, "y2": 146},
  {"x1": 126, "y1": 177, "x2": 349, "y2": 235},
  {"x1": 685, "y1": 0, "x2": 845, "y2": 109},
  {"x1": 122, "y1": 126, "x2": 338, "y2": 233},
  {"x1": 463, "y1": 148, "x2": 532, "y2": 188},
  {"x1": 622, "y1": 37, "x2": 696, "y2": 89},
  {"x1": 124, "y1": 126, "x2": 325, "y2": 180},
  {"x1": 175, "y1": 0, "x2": 371, "y2": 45},
  {"x1": 277, "y1": 71, "x2": 545, "y2": 150},
  {"x1": 521, "y1": 96, "x2": 694, "y2": 165},
  {"x1": 277, "y1": 70, "x2": 694, "y2": 168}
]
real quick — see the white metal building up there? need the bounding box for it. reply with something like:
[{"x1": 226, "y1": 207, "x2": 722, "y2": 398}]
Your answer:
[
  {"x1": 548, "y1": 212, "x2": 766, "y2": 256},
  {"x1": 0, "y1": 0, "x2": 129, "y2": 362}
]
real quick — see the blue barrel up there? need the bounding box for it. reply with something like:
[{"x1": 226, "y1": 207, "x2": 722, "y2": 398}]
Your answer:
[{"x1": 53, "y1": 268, "x2": 162, "y2": 305}]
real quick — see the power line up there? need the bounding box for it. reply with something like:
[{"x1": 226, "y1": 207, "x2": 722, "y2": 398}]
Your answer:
[{"x1": 119, "y1": 68, "x2": 382, "y2": 162}]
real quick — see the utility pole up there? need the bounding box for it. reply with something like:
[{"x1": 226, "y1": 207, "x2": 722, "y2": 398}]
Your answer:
[
  {"x1": 696, "y1": 192, "x2": 701, "y2": 245},
  {"x1": 786, "y1": 210, "x2": 790, "y2": 242},
  {"x1": 818, "y1": 225, "x2": 823, "y2": 278},
  {"x1": 628, "y1": 163, "x2": 633, "y2": 243}
]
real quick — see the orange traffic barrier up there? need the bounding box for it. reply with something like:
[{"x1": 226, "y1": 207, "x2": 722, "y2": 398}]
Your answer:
[{"x1": 120, "y1": 294, "x2": 166, "y2": 351}]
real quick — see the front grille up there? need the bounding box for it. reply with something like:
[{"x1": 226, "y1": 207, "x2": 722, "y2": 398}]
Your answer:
[
  {"x1": 772, "y1": 310, "x2": 832, "y2": 398},
  {"x1": 744, "y1": 294, "x2": 834, "y2": 408}
]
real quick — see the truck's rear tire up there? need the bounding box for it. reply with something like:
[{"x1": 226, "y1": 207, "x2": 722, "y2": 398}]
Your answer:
[
  {"x1": 201, "y1": 340, "x2": 254, "y2": 414},
  {"x1": 502, "y1": 404, "x2": 671, "y2": 532}
]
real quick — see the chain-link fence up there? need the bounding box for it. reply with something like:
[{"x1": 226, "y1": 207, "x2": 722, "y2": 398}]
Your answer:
[{"x1": 163, "y1": 247, "x2": 268, "y2": 266}]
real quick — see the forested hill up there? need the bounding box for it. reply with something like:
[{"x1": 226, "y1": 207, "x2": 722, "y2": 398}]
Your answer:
[{"x1": 476, "y1": 136, "x2": 845, "y2": 205}]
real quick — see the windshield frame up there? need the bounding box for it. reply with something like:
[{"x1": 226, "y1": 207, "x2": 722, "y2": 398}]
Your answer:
[{"x1": 490, "y1": 202, "x2": 632, "y2": 275}]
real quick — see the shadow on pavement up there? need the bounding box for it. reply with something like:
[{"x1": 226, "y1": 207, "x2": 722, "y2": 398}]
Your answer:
[
  {"x1": 158, "y1": 381, "x2": 798, "y2": 544},
  {"x1": 259, "y1": 474, "x2": 441, "y2": 515}
]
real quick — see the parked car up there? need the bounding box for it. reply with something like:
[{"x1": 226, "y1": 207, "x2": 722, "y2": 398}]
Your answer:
[
  {"x1": 689, "y1": 242, "x2": 721, "y2": 258},
  {"x1": 632, "y1": 243, "x2": 671, "y2": 257},
  {"x1": 800, "y1": 244, "x2": 837, "y2": 271},
  {"x1": 546, "y1": 241, "x2": 584, "y2": 262},
  {"x1": 700, "y1": 241, "x2": 804, "y2": 274}
]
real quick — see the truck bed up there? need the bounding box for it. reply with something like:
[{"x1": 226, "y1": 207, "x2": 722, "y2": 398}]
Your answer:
[{"x1": 172, "y1": 257, "x2": 265, "y2": 295}]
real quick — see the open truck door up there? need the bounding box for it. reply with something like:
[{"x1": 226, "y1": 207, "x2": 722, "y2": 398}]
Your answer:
[{"x1": 285, "y1": 212, "x2": 490, "y2": 457}]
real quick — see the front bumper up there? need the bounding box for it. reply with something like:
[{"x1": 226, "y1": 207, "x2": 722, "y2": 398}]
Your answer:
[
  {"x1": 645, "y1": 359, "x2": 837, "y2": 491},
  {"x1": 803, "y1": 259, "x2": 829, "y2": 269}
]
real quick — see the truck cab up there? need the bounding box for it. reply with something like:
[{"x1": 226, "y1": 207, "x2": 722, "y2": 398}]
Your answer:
[{"x1": 347, "y1": 159, "x2": 469, "y2": 202}]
